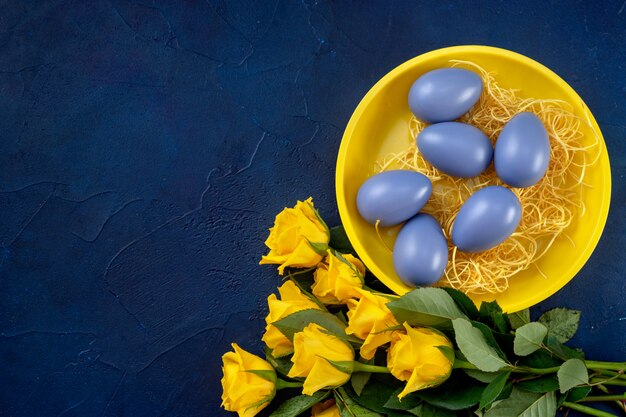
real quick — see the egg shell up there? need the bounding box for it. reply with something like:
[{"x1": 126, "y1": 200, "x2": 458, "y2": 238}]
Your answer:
[
  {"x1": 417, "y1": 122, "x2": 493, "y2": 178},
  {"x1": 495, "y1": 112, "x2": 550, "y2": 188},
  {"x1": 408, "y1": 68, "x2": 483, "y2": 123},
  {"x1": 356, "y1": 170, "x2": 432, "y2": 227},
  {"x1": 452, "y1": 186, "x2": 522, "y2": 252},
  {"x1": 393, "y1": 213, "x2": 448, "y2": 286}
]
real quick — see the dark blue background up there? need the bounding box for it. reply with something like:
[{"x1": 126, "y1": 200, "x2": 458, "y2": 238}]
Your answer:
[{"x1": 0, "y1": 1, "x2": 624, "y2": 416}]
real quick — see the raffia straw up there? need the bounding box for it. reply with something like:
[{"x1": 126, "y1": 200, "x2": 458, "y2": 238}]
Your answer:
[{"x1": 376, "y1": 60, "x2": 599, "y2": 294}]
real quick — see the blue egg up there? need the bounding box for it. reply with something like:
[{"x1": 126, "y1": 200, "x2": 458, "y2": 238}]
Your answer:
[
  {"x1": 357, "y1": 170, "x2": 432, "y2": 227},
  {"x1": 408, "y1": 68, "x2": 483, "y2": 123},
  {"x1": 495, "y1": 112, "x2": 550, "y2": 187},
  {"x1": 393, "y1": 214, "x2": 448, "y2": 286},
  {"x1": 417, "y1": 122, "x2": 493, "y2": 178},
  {"x1": 452, "y1": 186, "x2": 522, "y2": 252}
]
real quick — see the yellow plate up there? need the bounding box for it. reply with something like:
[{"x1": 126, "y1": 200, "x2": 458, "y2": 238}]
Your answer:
[{"x1": 335, "y1": 45, "x2": 611, "y2": 312}]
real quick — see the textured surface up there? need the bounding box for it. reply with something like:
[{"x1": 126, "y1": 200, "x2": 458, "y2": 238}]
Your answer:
[{"x1": 0, "y1": 1, "x2": 624, "y2": 416}]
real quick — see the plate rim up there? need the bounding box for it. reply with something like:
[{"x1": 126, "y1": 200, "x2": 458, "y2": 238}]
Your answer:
[{"x1": 335, "y1": 45, "x2": 612, "y2": 311}]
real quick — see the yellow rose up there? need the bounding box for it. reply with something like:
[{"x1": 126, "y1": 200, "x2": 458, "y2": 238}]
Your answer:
[
  {"x1": 260, "y1": 198, "x2": 329, "y2": 274},
  {"x1": 346, "y1": 289, "x2": 399, "y2": 360},
  {"x1": 387, "y1": 323, "x2": 453, "y2": 399},
  {"x1": 311, "y1": 399, "x2": 341, "y2": 417},
  {"x1": 221, "y1": 343, "x2": 276, "y2": 417},
  {"x1": 312, "y1": 251, "x2": 365, "y2": 304},
  {"x1": 262, "y1": 280, "x2": 321, "y2": 357},
  {"x1": 287, "y1": 323, "x2": 354, "y2": 395}
]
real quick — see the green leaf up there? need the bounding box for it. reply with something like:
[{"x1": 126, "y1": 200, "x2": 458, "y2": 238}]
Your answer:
[
  {"x1": 436, "y1": 345, "x2": 456, "y2": 364},
  {"x1": 498, "y1": 382, "x2": 513, "y2": 402},
  {"x1": 557, "y1": 359, "x2": 588, "y2": 393},
  {"x1": 509, "y1": 309, "x2": 530, "y2": 330},
  {"x1": 385, "y1": 396, "x2": 456, "y2": 417},
  {"x1": 307, "y1": 199, "x2": 330, "y2": 235},
  {"x1": 411, "y1": 403, "x2": 455, "y2": 417},
  {"x1": 441, "y1": 287, "x2": 479, "y2": 319},
  {"x1": 483, "y1": 388, "x2": 556, "y2": 417},
  {"x1": 538, "y1": 308, "x2": 581, "y2": 343},
  {"x1": 514, "y1": 323, "x2": 548, "y2": 356},
  {"x1": 519, "y1": 391, "x2": 556, "y2": 417},
  {"x1": 471, "y1": 321, "x2": 507, "y2": 359},
  {"x1": 518, "y1": 349, "x2": 561, "y2": 369},
  {"x1": 325, "y1": 359, "x2": 354, "y2": 374},
  {"x1": 329, "y1": 225, "x2": 357, "y2": 256},
  {"x1": 387, "y1": 288, "x2": 467, "y2": 329},
  {"x1": 464, "y1": 369, "x2": 500, "y2": 383},
  {"x1": 383, "y1": 389, "x2": 422, "y2": 411},
  {"x1": 268, "y1": 391, "x2": 329, "y2": 417},
  {"x1": 566, "y1": 386, "x2": 591, "y2": 403},
  {"x1": 264, "y1": 346, "x2": 293, "y2": 375},
  {"x1": 342, "y1": 380, "x2": 396, "y2": 413},
  {"x1": 351, "y1": 372, "x2": 371, "y2": 396},
  {"x1": 385, "y1": 411, "x2": 415, "y2": 417},
  {"x1": 273, "y1": 309, "x2": 348, "y2": 342},
  {"x1": 286, "y1": 274, "x2": 323, "y2": 308},
  {"x1": 332, "y1": 250, "x2": 361, "y2": 271},
  {"x1": 335, "y1": 387, "x2": 383, "y2": 417},
  {"x1": 544, "y1": 335, "x2": 584, "y2": 361},
  {"x1": 452, "y1": 318, "x2": 509, "y2": 372},
  {"x1": 479, "y1": 301, "x2": 509, "y2": 333},
  {"x1": 516, "y1": 375, "x2": 559, "y2": 393},
  {"x1": 479, "y1": 371, "x2": 511, "y2": 410},
  {"x1": 306, "y1": 239, "x2": 330, "y2": 256},
  {"x1": 245, "y1": 369, "x2": 276, "y2": 383},
  {"x1": 414, "y1": 370, "x2": 485, "y2": 410}
]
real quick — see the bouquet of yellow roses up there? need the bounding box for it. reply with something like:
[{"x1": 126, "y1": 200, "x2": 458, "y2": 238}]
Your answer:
[{"x1": 221, "y1": 198, "x2": 626, "y2": 417}]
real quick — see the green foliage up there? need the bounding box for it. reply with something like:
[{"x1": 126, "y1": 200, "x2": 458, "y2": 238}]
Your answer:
[
  {"x1": 414, "y1": 371, "x2": 485, "y2": 410},
  {"x1": 479, "y1": 301, "x2": 510, "y2": 333},
  {"x1": 557, "y1": 359, "x2": 589, "y2": 393},
  {"x1": 306, "y1": 239, "x2": 330, "y2": 256},
  {"x1": 441, "y1": 287, "x2": 479, "y2": 319},
  {"x1": 334, "y1": 387, "x2": 383, "y2": 417},
  {"x1": 470, "y1": 321, "x2": 507, "y2": 359},
  {"x1": 516, "y1": 375, "x2": 559, "y2": 393},
  {"x1": 513, "y1": 323, "x2": 548, "y2": 356},
  {"x1": 343, "y1": 379, "x2": 397, "y2": 413},
  {"x1": 383, "y1": 390, "x2": 422, "y2": 411},
  {"x1": 464, "y1": 369, "x2": 500, "y2": 383},
  {"x1": 509, "y1": 309, "x2": 531, "y2": 330},
  {"x1": 435, "y1": 345, "x2": 456, "y2": 364},
  {"x1": 250, "y1": 238, "x2": 615, "y2": 417},
  {"x1": 544, "y1": 335, "x2": 585, "y2": 361},
  {"x1": 329, "y1": 225, "x2": 357, "y2": 256},
  {"x1": 479, "y1": 371, "x2": 511, "y2": 410},
  {"x1": 387, "y1": 288, "x2": 467, "y2": 329},
  {"x1": 350, "y1": 373, "x2": 371, "y2": 396},
  {"x1": 483, "y1": 388, "x2": 556, "y2": 417},
  {"x1": 273, "y1": 308, "x2": 351, "y2": 342},
  {"x1": 518, "y1": 348, "x2": 562, "y2": 369},
  {"x1": 565, "y1": 386, "x2": 591, "y2": 403},
  {"x1": 268, "y1": 391, "x2": 329, "y2": 417},
  {"x1": 452, "y1": 318, "x2": 509, "y2": 372},
  {"x1": 264, "y1": 346, "x2": 293, "y2": 376},
  {"x1": 409, "y1": 403, "x2": 456, "y2": 417},
  {"x1": 538, "y1": 308, "x2": 581, "y2": 343},
  {"x1": 245, "y1": 369, "x2": 276, "y2": 383}
]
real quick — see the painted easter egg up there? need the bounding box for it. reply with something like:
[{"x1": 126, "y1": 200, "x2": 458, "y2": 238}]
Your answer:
[{"x1": 452, "y1": 186, "x2": 522, "y2": 252}]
